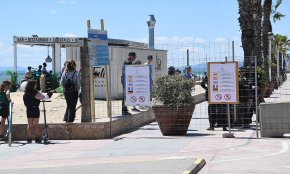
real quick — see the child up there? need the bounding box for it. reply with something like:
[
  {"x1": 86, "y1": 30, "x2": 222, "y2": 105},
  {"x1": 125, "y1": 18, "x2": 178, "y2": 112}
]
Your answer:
[
  {"x1": 23, "y1": 80, "x2": 53, "y2": 143},
  {"x1": 0, "y1": 81, "x2": 11, "y2": 139}
]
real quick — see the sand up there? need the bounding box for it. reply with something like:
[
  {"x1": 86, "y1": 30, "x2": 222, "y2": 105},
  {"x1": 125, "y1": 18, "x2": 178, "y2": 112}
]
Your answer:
[
  {"x1": 9, "y1": 92, "x2": 124, "y2": 124},
  {"x1": 8, "y1": 84, "x2": 205, "y2": 125}
]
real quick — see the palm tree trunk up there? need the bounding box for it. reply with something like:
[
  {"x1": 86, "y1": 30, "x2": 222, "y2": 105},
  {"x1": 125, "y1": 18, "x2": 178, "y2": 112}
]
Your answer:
[
  {"x1": 238, "y1": 0, "x2": 255, "y2": 66},
  {"x1": 253, "y1": 0, "x2": 262, "y2": 66},
  {"x1": 262, "y1": 0, "x2": 272, "y2": 80}
]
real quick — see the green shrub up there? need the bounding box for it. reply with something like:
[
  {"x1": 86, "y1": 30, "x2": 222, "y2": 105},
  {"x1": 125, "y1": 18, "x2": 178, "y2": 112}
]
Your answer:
[
  {"x1": 6, "y1": 70, "x2": 18, "y2": 92},
  {"x1": 153, "y1": 74, "x2": 195, "y2": 106},
  {"x1": 54, "y1": 86, "x2": 64, "y2": 93}
]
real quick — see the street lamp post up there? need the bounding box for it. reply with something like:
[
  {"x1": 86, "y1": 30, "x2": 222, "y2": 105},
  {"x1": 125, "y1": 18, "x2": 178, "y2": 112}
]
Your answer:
[{"x1": 268, "y1": 32, "x2": 275, "y2": 81}]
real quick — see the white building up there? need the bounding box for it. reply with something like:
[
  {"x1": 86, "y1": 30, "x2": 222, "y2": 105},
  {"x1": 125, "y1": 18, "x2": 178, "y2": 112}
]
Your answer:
[{"x1": 67, "y1": 39, "x2": 167, "y2": 99}]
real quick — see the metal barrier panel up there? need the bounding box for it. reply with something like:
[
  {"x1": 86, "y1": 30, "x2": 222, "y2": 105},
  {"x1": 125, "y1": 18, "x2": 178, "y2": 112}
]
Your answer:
[{"x1": 13, "y1": 42, "x2": 290, "y2": 138}]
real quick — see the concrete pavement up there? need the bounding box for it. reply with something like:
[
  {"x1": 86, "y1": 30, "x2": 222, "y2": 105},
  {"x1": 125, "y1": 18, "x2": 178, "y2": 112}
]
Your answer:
[
  {"x1": 0, "y1": 119, "x2": 267, "y2": 174},
  {"x1": 1, "y1": 75, "x2": 290, "y2": 173}
]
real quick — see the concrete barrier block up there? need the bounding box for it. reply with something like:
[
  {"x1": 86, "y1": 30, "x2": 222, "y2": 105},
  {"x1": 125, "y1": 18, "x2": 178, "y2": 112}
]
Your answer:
[{"x1": 260, "y1": 102, "x2": 290, "y2": 137}]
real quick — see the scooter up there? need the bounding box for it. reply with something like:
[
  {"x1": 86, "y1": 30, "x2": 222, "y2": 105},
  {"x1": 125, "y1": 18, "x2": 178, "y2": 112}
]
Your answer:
[
  {"x1": 7, "y1": 102, "x2": 14, "y2": 147},
  {"x1": 41, "y1": 100, "x2": 51, "y2": 145}
]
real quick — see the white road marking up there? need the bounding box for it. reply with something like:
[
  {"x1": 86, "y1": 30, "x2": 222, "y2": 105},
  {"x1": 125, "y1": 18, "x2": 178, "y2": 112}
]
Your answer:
[
  {"x1": 162, "y1": 156, "x2": 194, "y2": 160},
  {"x1": 210, "y1": 140, "x2": 288, "y2": 163}
]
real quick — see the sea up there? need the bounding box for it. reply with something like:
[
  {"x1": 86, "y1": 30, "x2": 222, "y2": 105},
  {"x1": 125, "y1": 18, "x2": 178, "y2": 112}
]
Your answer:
[
  {"x1": 0, "y1": 70, "x2": 204, "y2": 84},
  {"x1": 0, "y1": 71, "x2": 25, "y2": 84}
]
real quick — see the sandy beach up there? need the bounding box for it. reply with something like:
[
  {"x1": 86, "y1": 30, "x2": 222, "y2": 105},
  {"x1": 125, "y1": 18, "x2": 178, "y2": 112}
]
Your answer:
[
  {"x1": 10, "y1": 92, "x2": 81, "y2": 124},
  {"x1": 9, "y1": 92, "x2": 126, "y2": 124},
  {"x1": 8, "y1": 84, "x2": 205, "y2": 125}
]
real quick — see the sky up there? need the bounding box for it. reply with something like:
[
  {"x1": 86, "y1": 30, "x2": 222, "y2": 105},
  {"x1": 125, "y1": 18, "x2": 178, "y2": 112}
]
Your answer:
[{"x1": 0, "y1": 0, "x2": 289, "y2": 70}]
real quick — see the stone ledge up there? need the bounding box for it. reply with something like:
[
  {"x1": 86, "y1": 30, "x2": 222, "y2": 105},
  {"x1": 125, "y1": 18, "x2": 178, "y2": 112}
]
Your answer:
[
  {"x1": 10, "y1": 110, "x2": 155, "y2": 140},
  {"x1": 9, "y1": 94, "x2": 205, "y2": 140}
]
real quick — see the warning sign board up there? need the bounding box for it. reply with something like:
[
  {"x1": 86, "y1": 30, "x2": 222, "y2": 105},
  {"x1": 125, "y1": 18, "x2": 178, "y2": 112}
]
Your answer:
[
  {"x1": 208, "y1": 62, "x2": 239, "y2": 104},
  {"x1": 125, "y1": 65, "x2": 152, "y2": 106}
]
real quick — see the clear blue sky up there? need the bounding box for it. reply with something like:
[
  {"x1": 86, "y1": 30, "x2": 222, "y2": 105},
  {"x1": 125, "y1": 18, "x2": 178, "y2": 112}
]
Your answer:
[{"x1": 0, "y1": 0, "x2": 289, "y2": 70}]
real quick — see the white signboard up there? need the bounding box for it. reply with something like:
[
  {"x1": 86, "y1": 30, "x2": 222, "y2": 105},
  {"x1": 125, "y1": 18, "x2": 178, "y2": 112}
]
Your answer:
[
  {"x1": 208, "y1": 62, "x2": 239, "y2": 104},
  {"x1": 125, "y1": 65, "x2": 152, "y2": 106},
  {"x1": 14, "y1": 37, "x2": 78, "y2": 43}
]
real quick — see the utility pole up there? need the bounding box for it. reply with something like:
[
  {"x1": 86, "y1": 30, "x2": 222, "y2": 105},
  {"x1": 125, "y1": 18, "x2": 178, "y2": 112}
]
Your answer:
[{"x1": 80, "y1": 38, "x2": 91, "y2": 122}]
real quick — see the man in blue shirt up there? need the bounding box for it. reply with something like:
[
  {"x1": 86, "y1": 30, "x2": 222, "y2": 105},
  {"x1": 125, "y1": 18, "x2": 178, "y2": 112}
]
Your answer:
[{"x1": 184, "y1": 66, "x2": 192, "y2": 79}]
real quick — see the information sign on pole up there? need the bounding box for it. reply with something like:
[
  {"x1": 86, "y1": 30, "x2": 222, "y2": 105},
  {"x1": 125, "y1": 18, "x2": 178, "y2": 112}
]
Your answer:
[
  {"x1": 208, "y1": 62, "x2": 239, "y2": 104},
  {"x1": 88, "y1": 29, "x2": 109, "y2": 66},
  {"x1": 125, "y1": 65, "x2": 152, "y2": 106}
]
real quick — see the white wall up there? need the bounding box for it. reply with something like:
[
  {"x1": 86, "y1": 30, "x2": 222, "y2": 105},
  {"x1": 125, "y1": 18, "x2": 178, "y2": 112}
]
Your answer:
[{"x1": 66, "y1": 46, "x2": 167, "y2": 99}]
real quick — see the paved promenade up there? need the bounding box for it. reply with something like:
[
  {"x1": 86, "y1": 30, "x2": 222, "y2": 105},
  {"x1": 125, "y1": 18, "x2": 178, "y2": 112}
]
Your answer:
[{"x1": 1, "y1": 75, "x2": 290, "y2": 173}]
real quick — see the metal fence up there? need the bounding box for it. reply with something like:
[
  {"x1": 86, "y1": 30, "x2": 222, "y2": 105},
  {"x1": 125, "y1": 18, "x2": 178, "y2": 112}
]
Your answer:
[
  {"x1": 90, "y1": 43, "x2": 258, "y2": 133},
  {"x1": 10, "y1": 41, "x2": 290, "y2": 138}
]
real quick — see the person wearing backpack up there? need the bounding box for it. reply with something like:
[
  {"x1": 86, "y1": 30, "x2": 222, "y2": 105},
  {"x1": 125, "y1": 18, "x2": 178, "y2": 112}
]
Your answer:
[{"x1": 60, "y1": 59, "x2": 81, "y2": 123}]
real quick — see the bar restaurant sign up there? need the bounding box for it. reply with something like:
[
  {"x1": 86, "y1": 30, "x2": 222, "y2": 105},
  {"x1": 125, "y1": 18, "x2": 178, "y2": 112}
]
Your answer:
[{"x1": 208, "y1": 62, "x2": 239, "y2": 104}]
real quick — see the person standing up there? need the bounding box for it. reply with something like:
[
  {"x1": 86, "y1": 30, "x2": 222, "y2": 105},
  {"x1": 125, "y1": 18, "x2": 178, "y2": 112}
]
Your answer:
[
  {"x1": 25, "y1": 66, "x2": 33, "y2": 80},
  {"x1": 142, "y1": 55, "x2": 154, "y2": 111},
  {"x1": 201, "y1": 74, "x2": 227, "y2": 131},
  {"x1": 0, "y1": 81, "x2": 11, "y2": 139},
  {"x1": 168, "y1": 66, "x2": 176, "y2": 75},
  {"x1": 23, "y1": 80, "x2": 53, "y2": 143},
  {"x1": 35, "y1": 65, "x2": 42, "y2": 90},
  {"x1": 144, "y1": 55, "x2": 153, "y2": 65},
  {"x1": 121, "y1": 52, "x2": 136, "y2": 115},
  {"x1": 184, "y1": 66, "x2": 192, "y2": 79},
  {"x1": 60, "y1": 60, "x2": 81, "y2": 122},
  {"x1": 61, "y1": 61, "x2": 68, "y2": 75},
  {"x1": 42, "y1": 62, "x2": 48, "y2": 76}
]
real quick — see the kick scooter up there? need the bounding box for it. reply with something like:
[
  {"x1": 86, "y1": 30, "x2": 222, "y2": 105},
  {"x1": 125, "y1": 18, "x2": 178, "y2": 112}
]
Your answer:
[
  {"x1": 41, "y1": 100, "x2": 51, "y2": 145},
  {"x1": 5, "y1": 102, "x2": 14, "y2": 147}
]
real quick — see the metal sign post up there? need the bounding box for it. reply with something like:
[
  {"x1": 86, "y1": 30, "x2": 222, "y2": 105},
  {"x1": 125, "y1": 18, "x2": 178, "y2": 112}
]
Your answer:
[
  {"x1": 254, "y1": 56, "x2": 259, "y2": 138},
  {"x1": 100, "y1": 19, "x2": 113, "y2": 137}
]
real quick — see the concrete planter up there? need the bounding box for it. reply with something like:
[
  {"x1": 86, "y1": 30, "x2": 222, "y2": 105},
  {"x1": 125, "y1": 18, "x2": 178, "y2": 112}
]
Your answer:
[
  {"x1": 152, "y1": 105, "x2": 195, "y2": 136},
  {"x1": 265, "y1": 82, "x2": 274, "y2": 98}
]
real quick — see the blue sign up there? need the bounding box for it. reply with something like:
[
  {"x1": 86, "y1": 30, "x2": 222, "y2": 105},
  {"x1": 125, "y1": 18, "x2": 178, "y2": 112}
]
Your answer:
[
  {"x1": 88, "y1": 33, "x2": 108, "y2": 40},
  {"x1": 88, "y1": 29, "x2": 109, "y2": 66},
  {"x1": 95, "y1": 45, "x2": 109, "y2": 65}
]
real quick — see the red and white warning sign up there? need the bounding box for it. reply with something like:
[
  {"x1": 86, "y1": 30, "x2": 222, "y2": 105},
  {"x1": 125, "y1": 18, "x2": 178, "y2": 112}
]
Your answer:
[
  {"x1": 224, "y1": 94, "x2": 231, "y2": 100},
  {"x1": 208, "y1": 62, "x2": 239, "y2": 104},
  {"x1": 130, "y1": 96, "x2": 137, "y2": 103},
  {"x1": 139, "y1": 96, "x2": 145, "y2": 103},
  {"x1": 215, "y1": 94, "x2": 222, "y2": 100},
  {"x1": 125, "y1": 65, "x2": 152, "y2": 106}
]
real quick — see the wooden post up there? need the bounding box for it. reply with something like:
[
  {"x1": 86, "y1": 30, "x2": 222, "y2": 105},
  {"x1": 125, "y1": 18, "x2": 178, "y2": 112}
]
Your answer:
[
  {"x1": 80, "y1": 38, "x2": 91, "y2": 122},
  {"x1": 100, "y1": 19, "x2": 112, "y2": 137},
  {"x1": 87, "y1": 19, "x2": 96, "y2": 122}
]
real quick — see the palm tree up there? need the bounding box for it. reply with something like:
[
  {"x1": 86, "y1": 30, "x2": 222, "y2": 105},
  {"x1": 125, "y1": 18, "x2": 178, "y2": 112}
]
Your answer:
[
  {"x1": 253, "y1": 0, "x2": 262, "y2": 66},
  {"x1": 238, "y1": 0, "x2": 255, "y2": 66},
  {"x1": 262, "y1": 0, "x2": 272, "y2": 80},
  {"x1": 262, "y1": 0, "x2": 285, "y2": 80},
  {"x1": 272, "y1": 0, "x2": 285, "y2": 22},
  {"x1": 275, "y1": 34, "x2": 289, "y2": 76}
]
